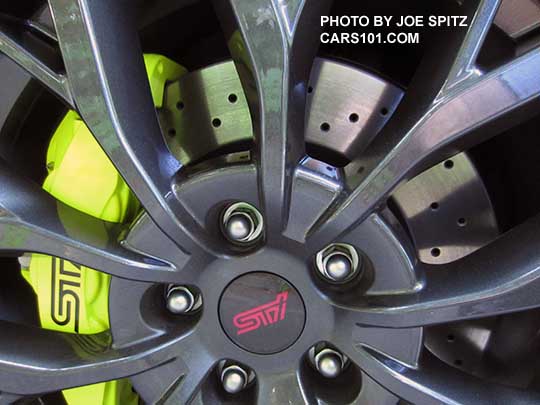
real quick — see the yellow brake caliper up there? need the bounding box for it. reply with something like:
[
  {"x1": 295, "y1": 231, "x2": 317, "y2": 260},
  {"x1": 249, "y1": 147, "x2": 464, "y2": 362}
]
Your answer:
[{"x1": 19, "y1": 54, "x2": 186, "y2": 405}]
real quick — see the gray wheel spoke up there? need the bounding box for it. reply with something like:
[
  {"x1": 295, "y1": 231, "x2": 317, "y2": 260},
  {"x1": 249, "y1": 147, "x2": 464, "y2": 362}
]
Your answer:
[
  {"x1": 256, "y1": 370, "x2": 310, "y2": 405},
  {"x1": 347, "y1": 345, "x2": 540, "y2": 405},
  {"x1": 0, "y1": 392, "x2": 21, "y2": 404},
  {"x1": 0, "y1": 162, "x2": 178, "y2": 283},
  {"x1": 124, "y1": 330, "x2": 215, "y2": 405},
  {"x1": 0, "y1": 321, "x2": 179, "y2": 395},
  {"x1": 0, "y1": 13, "x2": 73, "y2": 106},
  {"x1": 122, "y1": 212, "x2": 194, "y2": 274},
  {"x1": 340, "y1": 214, "x2": 540, "y2": 328},
  {"x1": 215, "y1": 0, "x2": 330, "y2": 234},
  {"x1": 440, "y1": 0, "x2": 501, "y2": 93},
  {"x1": 284, "y1": 157, "x2": 343, "y2": 243},
  {"x1": 355, "y1": 374, "x2": 399, "y2": 405},
  {"x1": 309, "y1": 0, "x2": 540, "y2": 246},
  {"x1": 156, "y1": 349, "x2": 215, "y2": 404},
  {"x1": 46, "y1": 0, "x2": 211, "y2": 252}
]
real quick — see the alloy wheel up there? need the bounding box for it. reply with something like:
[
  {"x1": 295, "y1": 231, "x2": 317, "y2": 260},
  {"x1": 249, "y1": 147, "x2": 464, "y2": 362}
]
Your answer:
[{"x1": 0, "y1": 0, "x2": 540, "y2": 404}]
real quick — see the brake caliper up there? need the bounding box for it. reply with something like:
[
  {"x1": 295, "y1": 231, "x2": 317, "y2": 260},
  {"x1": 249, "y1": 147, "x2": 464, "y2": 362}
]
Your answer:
[{"x1": 19, "y1": 54, "x2": 186, "y2": 405}]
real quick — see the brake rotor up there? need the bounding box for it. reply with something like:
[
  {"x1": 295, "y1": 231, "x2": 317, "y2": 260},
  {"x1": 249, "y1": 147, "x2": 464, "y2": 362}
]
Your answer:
[{"x1": 159, "y1": 57, "x2": 499, "y2": 265}]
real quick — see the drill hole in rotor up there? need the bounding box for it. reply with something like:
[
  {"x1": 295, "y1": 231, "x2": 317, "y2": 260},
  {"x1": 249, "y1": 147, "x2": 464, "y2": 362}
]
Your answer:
[
  {"x1": 444, "y1": 160, "x2": 454, "y2": 169},
  {"x1": 168, "y1": 128, "x2": 176, "y2": 137},
  {"x1": 212, "y1": 118, "x2": 222, "y2": 128},
  {"x1": 307, "y1": 86, "x2": 313, "y2": 94},
  {"x1": 349, "y1": 113, "x2": 359, "y2": 123},
  {"x1": 431, "y1": 248, "x2": 441, "y2": 257},
  {"x1": 228, "y1": 93, "x2": 238, "y2": 103},
  {"x1": 176, "y1": 101, "x2": 185, "y2": 110},
  {"x1": 320, "y1": 122, "x2": 331, "y2": 132},
  {"x1": 430, "y1": 202, "x2": 439, "y2": 211},
  {"x1": 457, "y1": 217, "x2": 467, "y2": 227},
  {"x1": 380, "y1": 107, "x2": 389, "y2": 116}
]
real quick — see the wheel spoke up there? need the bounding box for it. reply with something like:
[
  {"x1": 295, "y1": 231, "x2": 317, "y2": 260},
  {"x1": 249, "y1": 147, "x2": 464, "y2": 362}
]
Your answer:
[
  {"x1": 0, "y1": 392, "x2": 20, "y2": 404},
  {"x1": 46, "y1": 0, "x2": 210, "y2": 251},
  {"x1": 284, "y1": 157, "x2": 343, "y2": 243},
  {"x1": 347, "y1": 346, "x2": 540, "y2": 405},
  {"x1": 159, "y1": 356, "x2": 215, "y2": 405},
  {"x1": 439, "y1": 0, "x2": 500, "y2": 93},
  {"x1": 215, "y1": 0, "x2": 330, "y2": 234},
  {"x1": 0, "y1": 13, "x2": 73, "y2": 106},
  {"x1": 0, "y1": 162, "x2": 178, "y2": 283},
  {"x1": 0, "y1": 321, "x2": 179, "y2": 395},
  {"x1": 256, "y1": 370, "x2": 310, "y2": 405},
  {"x1": 122, "y1": 212, "x2": 193, "y2": 272},
  {"x1": 129, "y1": 333, "x2": 215, "y2": 405},
  {"x1": 355, "y1": 374, "x2": 399, "y2": 405},
  {"x1": 340, "y1": 214, "x2": 540, "y2": 328},
  {"x1": 309, "y1": 1, "x2": 540, "y2": 246}
]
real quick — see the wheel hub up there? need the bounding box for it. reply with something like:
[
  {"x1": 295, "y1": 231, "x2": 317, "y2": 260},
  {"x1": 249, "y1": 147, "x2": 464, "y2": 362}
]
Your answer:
[{"x1": 219, "y1": 272, "x2": 305, "y2": 354}]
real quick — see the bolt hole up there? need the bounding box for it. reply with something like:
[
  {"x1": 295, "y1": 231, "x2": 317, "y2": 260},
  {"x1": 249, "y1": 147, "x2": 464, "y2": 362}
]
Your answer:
[
  {"x1": 307, "y1": 86, "x2": 313, "y2": 94},
  {"x1": 430, "y1": 202, "x2": 439, "y2": 211},
  {"x1": 349, "y1": 113, "x2": 359, "y2": 123},
  {"x1": 168, "y1": 128, "x2": 176, "y2": 136},
  {"x1": 380, "y1": 107, "x2": 389, "y2": 116},
  {"x1": 176, "y1": 101, "x2": 184, "y2": 110},
  {"x1": 320, "y1": 122, "x2": 330, "y2": 132},
  {"x1": 444, "y1": 160, "x2": 454, "y2": 169},
  {"x1": 447, "y1": 334, "x2": 455, "y2": 342},
  {"x1": 454, "y1": 359, "x2": 463, "y2": 366},
  {"x1": 212, "y1": 118, "x2": 222, "y2": 128},
  {"x1": 457, "y1": 217, "x2": 467, "y2": 227},
  {"x1": 431, "y1": 248, "x2": 441, "y2": 257},
  {"x1": 228, "y1": 93, "x2": 238, "y2": 103}
]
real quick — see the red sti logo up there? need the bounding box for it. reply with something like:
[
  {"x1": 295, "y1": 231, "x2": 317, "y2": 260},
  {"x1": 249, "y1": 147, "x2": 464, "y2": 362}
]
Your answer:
[{"x1": 233, "y1": 292, "x2": 289, "y2": 335}]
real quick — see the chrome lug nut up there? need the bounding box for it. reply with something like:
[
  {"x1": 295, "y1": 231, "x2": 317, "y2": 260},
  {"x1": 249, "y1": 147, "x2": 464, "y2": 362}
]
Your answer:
[
  {"x1": 165, "y1": 286, "x2": 200, "y2": 314},
  {"x1": 225, "y1": 212, "x2": 253, "y2": 241},
  {"x1": 221, "y1": 202, "x2": 263, "y2": 245},
  {"x1": 314, "y1": 348, "x2": 348, "y2": 379},
  {"x1": 315, "y1": 243, "x2": 361, "y2": 283},
  {"x1": 221, "y1": 365, "x2": 249, "y2": 394},
  {"x1": 325, "y1": 253, "x2": 352, "y2": 281}
]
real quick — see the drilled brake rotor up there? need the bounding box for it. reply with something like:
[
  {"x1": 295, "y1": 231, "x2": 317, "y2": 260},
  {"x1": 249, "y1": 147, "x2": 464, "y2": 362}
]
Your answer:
[{"x1": 159, "y1": 57, "x2": 499, "y2": 265}]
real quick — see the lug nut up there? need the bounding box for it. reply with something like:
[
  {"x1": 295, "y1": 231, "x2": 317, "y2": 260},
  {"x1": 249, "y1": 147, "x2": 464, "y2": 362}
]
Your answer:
[
  {"x1": 314, "y1": 348, "x2": 348, "y2": 379},
  {"x1": 221, "y1": 365, "x2": 248, "y2": 394},
  {"x1": 324, "y1": 252, "x2": 352, "y2": 281},
  {"x1": 221, "y1": 202, "x2": 263, "y2": 245},
  {"x1": 225, "y1": 212, "x2": 253, "y2": 241},
  {"x1": 165, "y1": 286, "x2": 200, "y2": 314},
  {"x1": 315, "y1": 243, "x2": 361, "y2": 283}
]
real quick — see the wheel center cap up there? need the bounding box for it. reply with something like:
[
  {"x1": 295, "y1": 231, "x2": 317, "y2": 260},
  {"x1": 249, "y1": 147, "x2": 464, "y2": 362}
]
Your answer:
[{"x1": 219, "y1": 272, "x2": 306, "y2": 354}]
